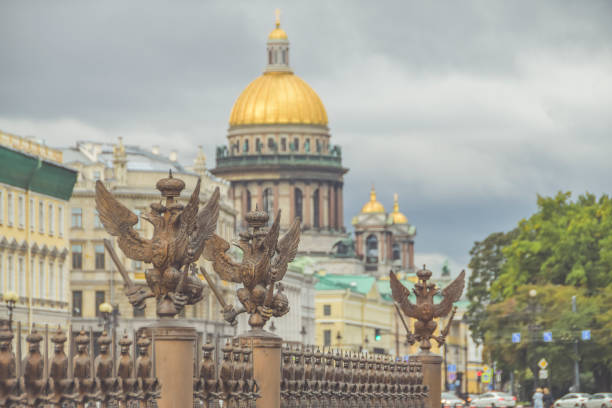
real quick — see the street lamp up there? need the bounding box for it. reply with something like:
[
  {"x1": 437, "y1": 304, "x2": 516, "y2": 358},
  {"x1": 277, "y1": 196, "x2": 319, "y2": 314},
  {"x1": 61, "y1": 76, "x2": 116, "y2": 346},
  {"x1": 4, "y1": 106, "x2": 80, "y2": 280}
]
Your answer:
[
  {"x1": 98, "y1": 302, "x2": 113, "y2": 332},
  {"x1": 528, "y1": 289, "x2": 539, "y2": 394},
  {"x1": 3, "y1": 291, "x2": 19, "y2": 329}
]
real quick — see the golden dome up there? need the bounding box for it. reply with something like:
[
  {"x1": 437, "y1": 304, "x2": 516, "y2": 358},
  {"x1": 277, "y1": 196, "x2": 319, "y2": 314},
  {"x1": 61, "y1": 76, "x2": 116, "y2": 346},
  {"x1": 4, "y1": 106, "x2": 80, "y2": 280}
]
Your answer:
[
  {"x1": 361, "y1": 187, "x2": 386, "y2": 213},
  {"x1": 229, "y1": 72, "x2": 328, "y2": 126},
  {"x1": 390, "y1": 193, "x2": 408, "y2": 224},
  {"x1": 268, "y1": 27, "x2": 288, "y2": 40}
]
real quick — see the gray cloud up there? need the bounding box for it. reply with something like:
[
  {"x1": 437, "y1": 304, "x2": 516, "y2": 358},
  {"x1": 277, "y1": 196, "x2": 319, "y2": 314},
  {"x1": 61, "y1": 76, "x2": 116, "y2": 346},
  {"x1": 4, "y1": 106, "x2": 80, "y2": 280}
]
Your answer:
[{"x1": 1, "y1": 0, "x2": 611, "y2": 271}]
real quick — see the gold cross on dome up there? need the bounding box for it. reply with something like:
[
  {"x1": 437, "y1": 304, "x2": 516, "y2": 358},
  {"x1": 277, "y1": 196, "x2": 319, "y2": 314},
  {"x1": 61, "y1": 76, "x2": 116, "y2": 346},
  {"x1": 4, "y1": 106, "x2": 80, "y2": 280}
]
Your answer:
[{"x1": 275, "y1": 8, "x2": 281, "y2": 27}]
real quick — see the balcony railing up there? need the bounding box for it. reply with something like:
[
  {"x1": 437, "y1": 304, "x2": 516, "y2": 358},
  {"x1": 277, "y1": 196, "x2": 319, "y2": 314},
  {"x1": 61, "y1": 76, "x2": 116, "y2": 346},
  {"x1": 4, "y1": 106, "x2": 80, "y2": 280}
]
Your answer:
[{"x1": 215, "y1": 152, "x2": 343, "y2": 169}]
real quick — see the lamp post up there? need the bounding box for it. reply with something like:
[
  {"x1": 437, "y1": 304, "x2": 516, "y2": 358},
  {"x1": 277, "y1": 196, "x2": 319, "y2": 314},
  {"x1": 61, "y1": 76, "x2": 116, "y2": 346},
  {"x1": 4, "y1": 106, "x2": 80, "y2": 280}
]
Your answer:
[
  {"x1": 98, "y1": 302, "x2": 114, "y2": 332},
  {"x1": 3, "y1": 291, "x2": 19, "y2": 330},
  {"x1": 528, "y1": 289, "x2": 538, "y2": 393}
]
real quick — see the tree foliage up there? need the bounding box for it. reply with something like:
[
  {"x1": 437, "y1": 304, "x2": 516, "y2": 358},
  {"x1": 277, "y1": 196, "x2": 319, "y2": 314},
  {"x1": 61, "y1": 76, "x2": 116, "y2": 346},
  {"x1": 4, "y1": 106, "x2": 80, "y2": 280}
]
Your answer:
[{"x1": 467, "y1": 192, "x2": 612, "y2": 395}]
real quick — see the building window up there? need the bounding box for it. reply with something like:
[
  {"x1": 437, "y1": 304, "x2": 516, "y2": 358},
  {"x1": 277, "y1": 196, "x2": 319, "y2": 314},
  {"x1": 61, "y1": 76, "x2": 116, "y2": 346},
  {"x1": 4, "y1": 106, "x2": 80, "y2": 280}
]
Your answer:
[
  {"x1": 305, "y1": 139, "x2": 310, "y2": 153},
  {"x1": 38, "y1": 201, "x2": 44, "y2": 233},
  {"x1": 29, "y1": 198, "x2": 35, "y2": 231},
  {"x1": 323, "y1": 304, "x2": 331, "y2": 316},
  {"x1": 18, "y1": 195, "x2": 24, "y2": 228},
  {"x1": 246, "y1": 190, "x2": 252, "y2": 212},
  {"x1": 18, "y1": 257, "x2": 25, "y2": 297},
  {"x1": 281, "y1": 138, "x2": 286, "y2": 152},
  {"x1": 48, "y1": 204, "x2": 54, "y2": 235},
  {"x1": 313, "y1": 189, "x2": 320, "y2": 228},
  {"x1": 39, "y1": 261, "x2": 44, "y2": 298},
  {"x1": 263, "y1": 188, "x2": 274, "y2": 221},
  {"x1": 49, "y1": 262, "x2": 55, "y2": 300},
  {"x1": 294, "y1": 188, "x2": 303, "y2": 221},
  {"x1": 95, "y1": 244, "x2": 105, "y2": 269},
  {"x1": 58, "y1": 206, "x2": 64, "y2": 236},
  {"x1": 268, "y1": 50, "x2": 272, "y2": 64},
  {"x1": 316, "y1": 139, "x2": 322, "y2": 153},
  {"x1": 8, "y1": 255, "x2": 14, "y2": 291},
  {"x1": 59, "y1": 264, "x2": 64, "y2": 301},
  {"x1": 366, "y1": 234, "x2": 379, "y2": 264},
  {"x1": 243, "y1": 139, "x2": 249, "y2": 153},
  {"x1": 72, "y1": 244, "x2": 83, "y2": 269},
  {"x1": 7, "y1": 193, "x2": 13, "y2": 226},
  {"x1": 71, "y1": 208, "x2": 83, "y2": 228},
  {"x1": 95, "y1": 291, "x2": 105, "y2": 317},
  {"x1": 94, "y1": 210, "x2": 102, "y2": 229},
  {"x1": 392, "y1": 243, "x2": 401, "y2": 261},
  {"x1": 324, "y1": 329, "x2": 332, "y2": 347},
  {"x1": 72, "y1": 291, "x2": 82, "y2": 317},
  {"x1": 282, "y1": 49, "x2": 286, "y2": 64},
  {"x1": 293, "y1": 138, "x2": 299, "y2": 152}
]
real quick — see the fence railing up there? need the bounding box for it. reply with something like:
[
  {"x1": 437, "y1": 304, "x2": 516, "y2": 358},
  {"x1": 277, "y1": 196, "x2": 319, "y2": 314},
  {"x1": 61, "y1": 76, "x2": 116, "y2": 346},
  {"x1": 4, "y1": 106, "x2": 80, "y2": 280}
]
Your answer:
[{"x1": 0, "y1": 320, "x2": 159, "y2": 408}]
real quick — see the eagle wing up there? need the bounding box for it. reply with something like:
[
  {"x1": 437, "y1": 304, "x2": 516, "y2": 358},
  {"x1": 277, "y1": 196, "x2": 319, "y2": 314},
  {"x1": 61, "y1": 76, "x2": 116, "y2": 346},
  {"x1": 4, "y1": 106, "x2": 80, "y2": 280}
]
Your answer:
[
  {"x1": 389, "y1": 271, "x2": 419, "y2": 319},
  {"x1": 184, "y1": 187, "x2": 220, "y2": 264},
  {"x1": 433, "y1": 269, "x2": 466, "y2": 317},
  {"x1": 202, "y1": 234, "x2": 243, "y2": 283},
  {"x1": 263, "y1": 211, "x2": 281, "y2": 259},
  {"x1": 175, "y1": 178, "x2": 201, "y2": 257},
  {"x1": 95, "y1": 180, "x2": 153, "y2": 262},
  {"x1": 270, "y1": 217, "x2": 301, "y2": 282}
]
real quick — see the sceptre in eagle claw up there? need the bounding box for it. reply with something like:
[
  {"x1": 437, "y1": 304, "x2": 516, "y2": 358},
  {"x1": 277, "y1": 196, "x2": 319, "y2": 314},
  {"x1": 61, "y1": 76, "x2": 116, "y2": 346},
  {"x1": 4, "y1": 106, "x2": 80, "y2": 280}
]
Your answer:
[
  {"x1": 203, "y1": 207, "x2": 301, "y2": 330},
  {"x1": 95, "y1": 171, "x2": 220, "y2": 318},
  {"x1": 390, "y1": 265, "x2": 465, "y2": 351}
]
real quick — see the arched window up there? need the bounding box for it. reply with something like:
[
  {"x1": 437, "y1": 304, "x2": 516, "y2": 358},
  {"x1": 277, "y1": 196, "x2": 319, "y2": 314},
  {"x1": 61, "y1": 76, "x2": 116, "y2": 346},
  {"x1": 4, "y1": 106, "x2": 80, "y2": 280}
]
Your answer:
[
  {"x1": 281, "y1": 138, "x2": 287, "y2": 152},
  {"x1": 268, "y1": 50, "x2": 273, "y2": 64},
  {"x1": 305, "y1": 139, "x2": 311, "y2": 153},
  {"x1": 294, "y1": 188, "x2": 303, "y2": 221},
  {"x1": 282, "y1": 49, "x2": 286, "y2": 64},
  {"x1": 243, "y1": 139, "x2": 249, "y2": 153},
  {"x1": 392, "y1": 243, "x2": 401, "y2": 261},
  {"x1": 313, "y1": 189, "x2": 320, "y2": 228},
  {"x1": 246, "y1": 190, "x2": 252, "y2": 212},
  {"x1": 293, "y1": 138, "x2": 299, "y2": 151},
  {"x1": 366, "y1": 234, "x2": 378, "y2": 264},
  {"x1": 256, "y1": 138, "x2": 262, "y2": 153},
  {"x1": 263, "y1": 188, "x2": 274, "y2": 221}
]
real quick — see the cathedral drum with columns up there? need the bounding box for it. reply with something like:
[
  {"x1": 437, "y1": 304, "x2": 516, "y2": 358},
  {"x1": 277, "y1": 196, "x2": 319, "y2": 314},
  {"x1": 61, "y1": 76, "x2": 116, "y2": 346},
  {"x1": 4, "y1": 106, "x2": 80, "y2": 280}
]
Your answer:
[{"x1": 212, "y1": 14, "x2": 348, "y2": 256}]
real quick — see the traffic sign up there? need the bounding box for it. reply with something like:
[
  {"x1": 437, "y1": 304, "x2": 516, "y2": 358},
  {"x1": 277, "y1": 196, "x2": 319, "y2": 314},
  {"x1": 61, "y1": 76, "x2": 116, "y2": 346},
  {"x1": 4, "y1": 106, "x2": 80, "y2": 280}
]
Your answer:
[
  {"x1": 482, "y1": 373, "x2": 491, "y2": 384},
  {"x1": 582, "y1": 330, "x2": 591, "y2": 340},
  {"x1": 543, "y1": 331, "x2": 553, "y2": 342},
  {"x1": 538, "y1": 359, "x2": 548, "y2": 369},
  {"x1": 512, "y1": 333, "x2": 521, "y2": 343},
  {"x1": 539, "y1": 369, "x2": 548, "y2": 379},
  {"x1": 449, "y1": 372, "x2": 457, "y2": 382},
  {"x1": 448, "y1": 364, "x2": 457, "y2": 372}
]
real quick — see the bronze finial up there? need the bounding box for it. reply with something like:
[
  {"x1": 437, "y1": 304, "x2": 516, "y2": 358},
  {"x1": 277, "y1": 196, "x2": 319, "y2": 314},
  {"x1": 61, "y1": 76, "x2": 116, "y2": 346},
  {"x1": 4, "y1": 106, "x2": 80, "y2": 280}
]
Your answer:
[
  {"x1": 390, "y1": 265, "x2": 465, "y2": 351},
  {"x1": 95, "y1": 174, "x2": 221, "y2": 318},
  {"x1": 203, "y1": 206, "x2": 301, "y2": 331}
]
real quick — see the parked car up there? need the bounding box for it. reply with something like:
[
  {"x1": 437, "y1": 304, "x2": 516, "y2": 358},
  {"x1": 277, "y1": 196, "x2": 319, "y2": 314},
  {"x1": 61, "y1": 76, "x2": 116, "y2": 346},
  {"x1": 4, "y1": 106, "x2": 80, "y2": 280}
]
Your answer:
[
  {"x1": 471, "y1": 392, "x2": 516, "y2": 408},
  {"x1": 467, "y1": 394, "x2": 481, "y2": 408},
  {"x1": 554, "y1": 393, "x2": 591, "y2": 408},
  {"x1": 442, "y1": 392, "x2": 465, "y2": 408},
  {"x1": 584, "y1": 393, "x2": 612, "y2": 408}
]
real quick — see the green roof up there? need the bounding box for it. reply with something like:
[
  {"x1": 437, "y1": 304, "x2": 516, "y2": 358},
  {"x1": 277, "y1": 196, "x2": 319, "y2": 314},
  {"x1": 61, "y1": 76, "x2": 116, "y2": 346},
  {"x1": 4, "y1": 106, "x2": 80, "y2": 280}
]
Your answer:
[
  {"x1": 0, "y1": 145, "x2": 77, "y2": 201},
  {"x1": 315, "y1": 274, "x2": 377, "y2": 295}
]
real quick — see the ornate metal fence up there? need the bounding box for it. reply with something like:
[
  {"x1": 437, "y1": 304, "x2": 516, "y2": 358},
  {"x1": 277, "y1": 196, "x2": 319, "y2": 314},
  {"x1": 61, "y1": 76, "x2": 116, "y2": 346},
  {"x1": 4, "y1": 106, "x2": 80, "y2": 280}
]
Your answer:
[
  {"x1": 279, "y1": 345, "x2": 428, "y2": 408},
  {"x1": 0, "y1": 320, "x2": 159, "y2": 408}
]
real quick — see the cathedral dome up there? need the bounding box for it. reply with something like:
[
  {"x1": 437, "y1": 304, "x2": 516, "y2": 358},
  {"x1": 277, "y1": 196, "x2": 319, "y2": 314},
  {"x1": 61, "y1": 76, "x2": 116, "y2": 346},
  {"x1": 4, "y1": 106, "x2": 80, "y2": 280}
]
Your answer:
[
  {"x1": 361, "y1": 187, "x2": 386, "y2": 214},
  {"x1": 229, "y1": 14, "x2": 328, "y2": 127},
  {"x1": 229, "y1": 72, "x2": 328, "y2": 126},
  {"x1": 389, "y1": 193, "x2": 408, "y2": 224}
]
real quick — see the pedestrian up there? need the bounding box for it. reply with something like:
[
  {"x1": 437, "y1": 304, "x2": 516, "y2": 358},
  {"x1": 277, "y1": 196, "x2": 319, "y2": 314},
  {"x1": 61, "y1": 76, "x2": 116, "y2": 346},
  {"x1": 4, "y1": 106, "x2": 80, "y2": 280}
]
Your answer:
[
  {"x1": 533, "y1": 388, "x2": 544, "y2": 408},
  {"x1": 543, "y1": 388, "x2": 553, "y2": 408}
]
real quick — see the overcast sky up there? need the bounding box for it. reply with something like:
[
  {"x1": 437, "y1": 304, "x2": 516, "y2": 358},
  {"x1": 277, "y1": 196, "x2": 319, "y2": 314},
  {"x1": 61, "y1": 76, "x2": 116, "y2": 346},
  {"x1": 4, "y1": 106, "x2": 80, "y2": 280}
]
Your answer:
[{"x1": 2, "y1": 0, "x2": 611, "y2": 274}]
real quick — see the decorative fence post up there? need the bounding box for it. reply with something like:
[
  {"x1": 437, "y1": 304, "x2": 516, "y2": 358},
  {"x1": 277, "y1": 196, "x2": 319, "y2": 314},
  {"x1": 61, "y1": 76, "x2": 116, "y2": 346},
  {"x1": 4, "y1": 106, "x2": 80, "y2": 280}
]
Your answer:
[{"x1": 390, "y1": 266, "x2": 465, "y2": 408}]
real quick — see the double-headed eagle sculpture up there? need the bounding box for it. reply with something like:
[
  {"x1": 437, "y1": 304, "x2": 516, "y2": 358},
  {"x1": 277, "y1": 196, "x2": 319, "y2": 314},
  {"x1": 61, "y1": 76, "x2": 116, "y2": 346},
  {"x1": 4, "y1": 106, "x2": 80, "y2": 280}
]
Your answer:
[
  {"x1": 204, "y1": 207, "x2": 301, "y2": 330},
  {"x1": 390, "y1": 266, "x2": 465, "y2": 352},
  {"x1": 95, "y1": 172, "x2": 220, "y2": 317},
  {"x1": 95, "y1": 171, "x2": 301, "y2": 328}
]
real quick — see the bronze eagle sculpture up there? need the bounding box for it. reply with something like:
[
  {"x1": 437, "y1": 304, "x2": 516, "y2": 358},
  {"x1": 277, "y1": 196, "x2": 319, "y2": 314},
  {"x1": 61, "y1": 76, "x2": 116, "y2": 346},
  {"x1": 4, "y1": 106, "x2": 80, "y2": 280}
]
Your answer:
[
  {"x1": 203, "y1": 207, "x2": 300, "y2": 330},
  {"x1": 390, "y1": 266, "x2": 465, "y2": 351},
  {"x1": 95, "y1": 172, "x2": 220, "y2": 317}
]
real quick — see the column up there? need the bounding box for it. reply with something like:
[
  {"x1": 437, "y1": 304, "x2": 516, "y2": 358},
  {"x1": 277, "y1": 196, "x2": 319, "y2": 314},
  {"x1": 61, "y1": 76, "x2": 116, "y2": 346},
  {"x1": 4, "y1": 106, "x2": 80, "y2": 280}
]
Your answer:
[
  {"x1": 241, "y1": 184, "x2": 248, "y2": 229},
  {"x1": 148, "y1": 321, "x2": 197, "y2": 408},
  {"x1": 257, "y1": 183, "x2": 263, "y2": 211},
  {"x1": 304, "y1": 183, "x2": 312, "y2": 228},
  {"x1": 318, "y1": 184, "x2": 325, "y2": 229},
  {"x1": 402, "y1": 242, "x2": 408, "y2": 269},
  {"x1": 238, "y1": 331, "x2": 282, "y2": 408},
  {"x1": 329, "y1": 184, "x2": 336, "y2": 230},
  {"x1": 408, "y1": 241, "x2": 415, "y2": 270},
  {"x1": 289, "y1": 183, "x2": 295, "y2": 222},
  {"x1": 273, "y1": 183, "x2": 279, "y2": 216},
  {"x1": 410, "y1": 353, "x2": 443, "y2": 408},
  {"x1": 337, "y1": 184, "x2": 344, "y2": 230}
]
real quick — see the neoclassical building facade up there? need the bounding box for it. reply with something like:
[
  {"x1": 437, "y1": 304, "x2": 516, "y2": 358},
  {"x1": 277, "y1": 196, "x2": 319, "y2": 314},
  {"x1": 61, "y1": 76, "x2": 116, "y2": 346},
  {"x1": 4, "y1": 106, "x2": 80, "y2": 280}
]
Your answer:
[{"x1": 212, "y1": 16, "x2": 348, "y2": 256}]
